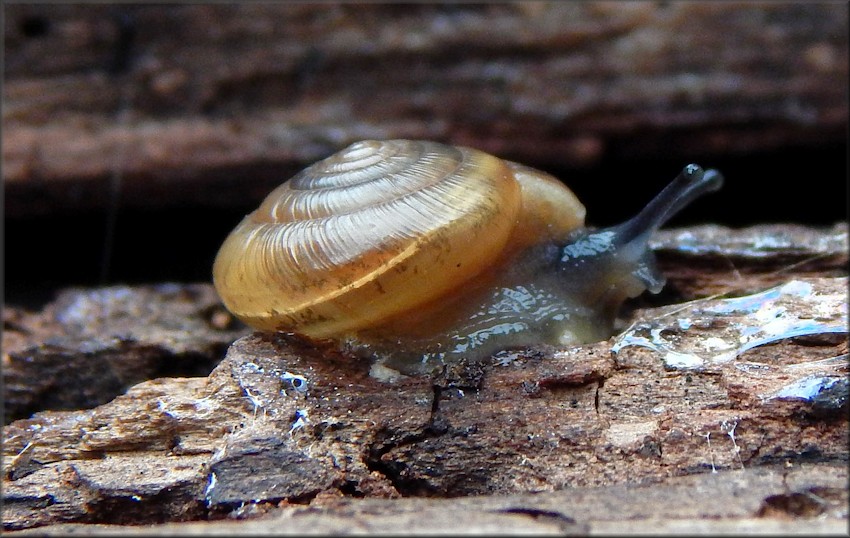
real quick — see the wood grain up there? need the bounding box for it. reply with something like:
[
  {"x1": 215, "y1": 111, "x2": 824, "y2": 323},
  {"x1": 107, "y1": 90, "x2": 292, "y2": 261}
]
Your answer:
[
  {"x1": 4, "y1": 3, "x2": 847, "y2": 216},
  {"x1": 3, "y1": 225, "x2": 847, "y2": 532}
]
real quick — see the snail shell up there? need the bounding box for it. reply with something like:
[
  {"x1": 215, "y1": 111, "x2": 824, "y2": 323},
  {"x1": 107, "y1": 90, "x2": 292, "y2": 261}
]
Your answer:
[
  {"x1": 214, "y1": 140, "x2": 584, "y2": 335},
  {"x1": 213, "y1": 139, "x2": 722, "y2": 372}
]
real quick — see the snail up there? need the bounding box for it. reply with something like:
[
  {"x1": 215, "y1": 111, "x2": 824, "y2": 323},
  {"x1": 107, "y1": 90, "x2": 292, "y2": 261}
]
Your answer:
[{"x1": 213, "y1": 139, "x2": 722, "y2": 373}]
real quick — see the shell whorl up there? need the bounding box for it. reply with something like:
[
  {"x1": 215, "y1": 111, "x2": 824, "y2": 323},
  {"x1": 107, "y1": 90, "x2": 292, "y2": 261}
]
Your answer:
[{"x1": 213, "y1": 139, "x2": 538, "y2": 337}]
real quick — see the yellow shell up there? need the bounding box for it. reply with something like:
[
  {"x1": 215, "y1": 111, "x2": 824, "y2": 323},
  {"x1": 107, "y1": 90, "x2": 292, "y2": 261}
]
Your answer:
[{"x1": 212, "y1": 139, "x2": 586, "y2": 338}]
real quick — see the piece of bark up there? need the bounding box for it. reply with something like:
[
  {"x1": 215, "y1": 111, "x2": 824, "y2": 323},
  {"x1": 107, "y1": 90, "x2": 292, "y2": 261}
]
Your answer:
[
  {"x1": 3, "y1": 275, "x2": 846, "y2": 529},
  {"x1": 4, "y1": 463, "x2": 848, "y2": 535},
  {"x1": 4, "y1": 3, "x2": 847, "y2": 216},
  {"x1": 2, "y1": 224, "x2": 847, "y2": 530},
  {"x1": 652, "y1": 222, "x2": 850, "y2": 299},
  {"x1": 2, "y1": 283, "x2": 249, "y2": 423}
]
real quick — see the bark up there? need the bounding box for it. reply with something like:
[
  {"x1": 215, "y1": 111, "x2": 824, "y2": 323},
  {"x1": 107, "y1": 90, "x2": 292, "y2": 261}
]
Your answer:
[
  {"x1": 3, "y1": 284, "x2": 249, "y2": 424},
  {"x1": 652, "y1": 222, "x2": 850, "y2": 299},
  {"x1": 2, "y1": 224, "x2": 847, "y2": 533},
  {"x1": 4, "y1": 2, "x2": 847, "y2": 216},
  {"x1": 5, "y1": 465, "x2": 848, "y2": 535}
]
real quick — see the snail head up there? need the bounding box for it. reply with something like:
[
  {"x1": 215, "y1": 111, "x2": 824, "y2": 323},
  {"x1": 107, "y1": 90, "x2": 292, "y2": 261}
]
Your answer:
[{"x1": 556, "y1": 164, "x2": 724, "y2": 323}]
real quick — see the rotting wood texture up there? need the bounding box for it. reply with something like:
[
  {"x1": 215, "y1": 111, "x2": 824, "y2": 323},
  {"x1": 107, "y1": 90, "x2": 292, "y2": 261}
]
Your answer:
[
  {"x1": 2, "y1": 224, "x2": 847, "y2": 532},
  {"x1": 4, "y1": 464, "x2": 848, "y2": 535},
  {"x1": 2, "y1": 284, "x2": 249, "y2": 424},
  {"x1": 4, "y1": 2, "x2": 847, "y2": 215}
]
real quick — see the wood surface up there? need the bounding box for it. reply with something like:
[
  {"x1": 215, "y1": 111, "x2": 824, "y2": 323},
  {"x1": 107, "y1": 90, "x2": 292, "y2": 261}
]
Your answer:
[
  {"x1": 4, "y1": 2, "x2": 847, "y2": 216},
  {"x1": 3, "y1": 224, "x2": 847, "y2": 534},
  {"x1": 3, "y1": 2, "x2": 847, "y2": 534}
]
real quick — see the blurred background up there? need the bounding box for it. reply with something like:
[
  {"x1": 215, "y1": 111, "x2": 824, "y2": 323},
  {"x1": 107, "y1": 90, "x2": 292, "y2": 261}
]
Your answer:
[{"x1": 4, "y1": 2, "x2": 847, "y2": 306}]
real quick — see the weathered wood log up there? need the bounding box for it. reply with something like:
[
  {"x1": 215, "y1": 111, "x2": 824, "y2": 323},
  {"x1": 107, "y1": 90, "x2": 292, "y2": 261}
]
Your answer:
[
  {"x1": 2, "y1": 224, "x2": 847, "y2": 532},
  {"x1": 2, "y1": 284, "x2": 249, "y2": 424},
  {"x1": 5, "y1": 2, "x2": 846, "y2": 532},
  {"x1": 652, "y1": 222, "x2": 850, "y2": 299},
  {"x1": 5, "y1": 464, "x2": 848, "y2": 535},
  {"x1": 4, "y1": 2, "x2": 847, "y2": 216}
]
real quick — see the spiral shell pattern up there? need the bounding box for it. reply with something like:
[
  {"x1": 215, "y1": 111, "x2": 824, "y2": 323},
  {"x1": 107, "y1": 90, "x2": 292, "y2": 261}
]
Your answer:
[{"x1": 213, "y1": 139, "x2": 585, "y2": 337}]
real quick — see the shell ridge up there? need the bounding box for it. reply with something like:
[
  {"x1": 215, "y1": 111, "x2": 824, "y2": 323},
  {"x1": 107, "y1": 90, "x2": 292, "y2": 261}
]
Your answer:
[{"x1": 213, "y1": 139, "x2": 533, "y2": 336}]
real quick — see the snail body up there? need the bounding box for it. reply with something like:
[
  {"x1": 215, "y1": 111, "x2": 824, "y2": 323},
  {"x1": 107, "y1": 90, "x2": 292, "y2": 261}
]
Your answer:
[{"x1": 213, "y1": 139, "x2": 722, "y2": 372}]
